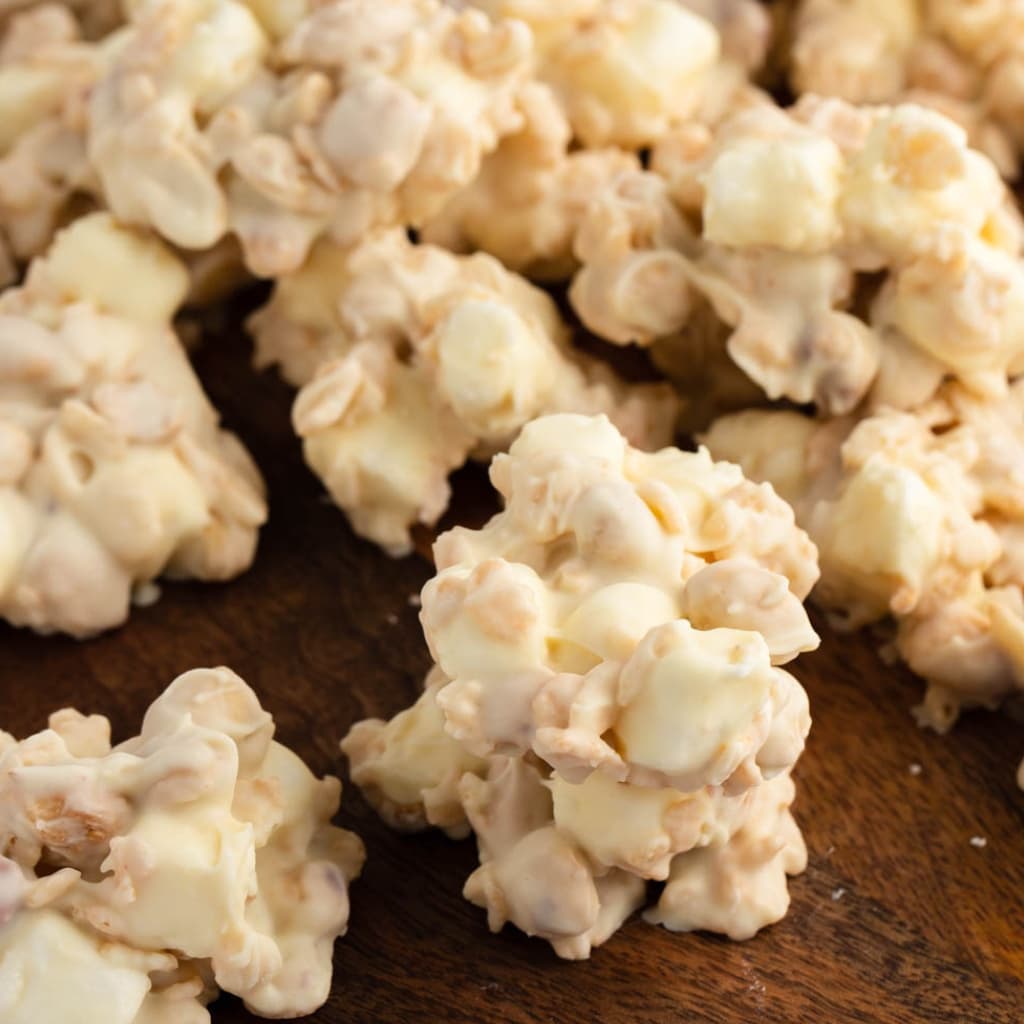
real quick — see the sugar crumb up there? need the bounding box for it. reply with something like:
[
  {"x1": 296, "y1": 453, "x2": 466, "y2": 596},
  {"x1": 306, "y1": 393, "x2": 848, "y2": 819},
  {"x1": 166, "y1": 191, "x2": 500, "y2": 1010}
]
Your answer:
[{"x1": 969, "y1": 836, "x2": 987, "y2": 849}]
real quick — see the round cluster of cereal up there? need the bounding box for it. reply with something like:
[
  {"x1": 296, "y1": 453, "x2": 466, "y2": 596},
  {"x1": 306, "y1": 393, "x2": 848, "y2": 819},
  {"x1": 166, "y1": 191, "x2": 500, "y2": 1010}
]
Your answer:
[
  {"x1": 0, "y1": 667, "x2": 365, "y2": 1022},
  {"x1": 343, "y1": 413, "x2": 820, "y2": 956},
  {"x1": 250, "y1": 228, "x2": 677, "y2": 553},
  {"x1": 705, "y1": 382, "x2": 1024, "y2": 735},
  {"x1": 570, "y1": 96, "x2": 1024, "y2": 419},
  {"x1": 0, "y1": 212, "x2": 266, "y2": 637},
  {"x1": 787, "y1": 0, "x2": 1024, "y2": 177}
]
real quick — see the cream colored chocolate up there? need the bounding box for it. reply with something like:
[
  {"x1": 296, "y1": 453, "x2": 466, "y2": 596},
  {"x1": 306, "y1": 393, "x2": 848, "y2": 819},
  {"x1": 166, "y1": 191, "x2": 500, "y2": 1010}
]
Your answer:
[
  {"x1": 0, "y1": 213, "x2": 266, "y2": 636},
  {"x1": 788, "y1": 0, "x2": 1024, "y2": 177},
  {"x1": 704, "y1": 382, "x2": 1024, "y2": 732},
  {"x1": 0, "y1": 667, "x2": 365, "y2": 1021},
  {"x1": 249, "y1": 229, "x2": 677, "y2": 555},
  {"x1": 344, "y1": 413, "x2": 816, "y2": 956},
  {"x1": 571, "y1": 96, "x2": 1024, "y2": 419},
  {"x1": 88, "y1": 0, "x2": 531, "y2": 276}
]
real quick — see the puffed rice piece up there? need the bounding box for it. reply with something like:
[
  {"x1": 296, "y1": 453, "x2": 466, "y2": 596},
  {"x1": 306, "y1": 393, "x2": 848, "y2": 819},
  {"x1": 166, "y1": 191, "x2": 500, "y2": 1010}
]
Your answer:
[
  {"x1": 249, "y1": 229, "x2": 678, "y2": 555},
  {"x1": 88, "y1": 0, "x2": 532, "y2": 277},
  {"x1": 704, "y1": 381, "x2": 1024, "y2": 732},
  {"x1": 0, "y1": 667, "x2": 364, "y2": 1020},
  {"x1": 0, "y1": 212, "x2": 266, "y2": 636},
  {"x1": 572, "y1": 97, "x2": 1024, "y2": 418},
  {"x1": 343, "y1": 413, "x2": 816, "y2": 956}
]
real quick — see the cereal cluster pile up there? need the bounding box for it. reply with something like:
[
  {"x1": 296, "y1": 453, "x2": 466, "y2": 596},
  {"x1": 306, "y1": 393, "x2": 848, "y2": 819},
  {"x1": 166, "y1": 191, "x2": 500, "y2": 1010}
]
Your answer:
[
  {"x1": 344, "y1": 414, "x2": 819, "y2": 955},
  {"x1": 0, "y1": 668, "x2": 364, "y2": 1022},
  {"x1": 1, "y1": 0, "x2": 1022, "y2": 1010}
]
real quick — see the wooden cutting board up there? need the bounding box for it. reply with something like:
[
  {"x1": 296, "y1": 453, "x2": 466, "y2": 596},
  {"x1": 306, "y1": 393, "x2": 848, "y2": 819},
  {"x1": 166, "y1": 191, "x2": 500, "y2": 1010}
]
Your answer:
[{"x1": 2, "y1": 304, "x2": 1022, "y2": 1024}]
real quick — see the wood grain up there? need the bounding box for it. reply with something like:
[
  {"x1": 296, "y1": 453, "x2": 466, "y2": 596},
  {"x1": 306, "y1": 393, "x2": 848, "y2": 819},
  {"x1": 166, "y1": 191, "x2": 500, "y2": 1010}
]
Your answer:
[{"x1": 1, "y1": 301, "x2": 1022, "y2": 1024}]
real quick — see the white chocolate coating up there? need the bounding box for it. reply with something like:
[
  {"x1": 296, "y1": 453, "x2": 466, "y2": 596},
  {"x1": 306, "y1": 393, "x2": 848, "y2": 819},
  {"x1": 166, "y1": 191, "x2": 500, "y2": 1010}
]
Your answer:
[
  {"x1": 0, "y1": 667, "x2": 364, "y2": 1020},
  {"x1": 249, "y1": 229, "x2": 678, "y2": 555},
  {"x1": 345, "y1": 414, "x2": 816, "y2": 956},
  {"x1": 0, "y1": 213, "x2": 266, "y2": 636}
]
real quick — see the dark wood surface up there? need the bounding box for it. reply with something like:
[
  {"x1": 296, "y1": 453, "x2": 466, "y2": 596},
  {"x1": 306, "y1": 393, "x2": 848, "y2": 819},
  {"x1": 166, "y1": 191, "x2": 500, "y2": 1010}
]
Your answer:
[{"x1": 2, "y1": 306, "x2": 1023, "y2": 1024}]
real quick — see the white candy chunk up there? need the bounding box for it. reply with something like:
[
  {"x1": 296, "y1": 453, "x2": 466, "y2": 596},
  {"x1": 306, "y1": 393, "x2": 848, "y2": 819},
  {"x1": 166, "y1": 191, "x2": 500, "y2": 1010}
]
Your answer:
[
  {"x1": 0, "y1": 667, "x2": 364, "y2": 1020},
  {"x1": 0, "y1": 910, "x2": 156, "y2": 1024},
  {"x1": 0, "y1": 214, "x2": 266, "y2": 636},
  {"x1": 702, "y1": 129, "x2": 843, "y2": 253},
  {"x1": 615, "y1": 623, "x2": 775, "y2": 791},
  {"x1": 252, "y1": 229, "x2": 677, "y2": 555},
  {"x1": 546, "y1": 0, "x2": 720, "y2": 148},
  {"x1": 704, "y1": 380, "x2": 1024, "y2": 727},
  {"x1": 36, "y1": 215, "x2": 189, "y2": 325},
  {"x1": 347, "y1": 414, "x2": 817, "y2": 957},
  {"x1": 549, "y1": 770, "x2": 749, "y2": 881}
]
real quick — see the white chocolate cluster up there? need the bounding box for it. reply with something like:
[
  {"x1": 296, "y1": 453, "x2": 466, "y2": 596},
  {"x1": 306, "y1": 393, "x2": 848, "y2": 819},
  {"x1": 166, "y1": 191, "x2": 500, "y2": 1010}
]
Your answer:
[
  {"x1": 788, "y1": 0, "x2": 1024, "y2": 177},
  {"x1": 0, "y1": 667, "x2": 365, "y2": 1022},
  {"x1": 425, "y1": 0, "x2": 768, "y2": 279},
  {"x1": 570, "y1": 96, "x2": 1024, "y2": 421},
  {"x1": 704, "y1": 381, "x2": 1024, "y2": 732},
  {"x1": 249, "y1": 229, "x2": 678, "y2": 555},
  {"x1": 344, "y1": 413, "x2": 818, "y2": 956},
  {"x1": 87, "y1": 0, "x2": 531, "y2": 277},
  {"x1": 0, "y1": 213, "x2": 266, "y2": 636}
]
